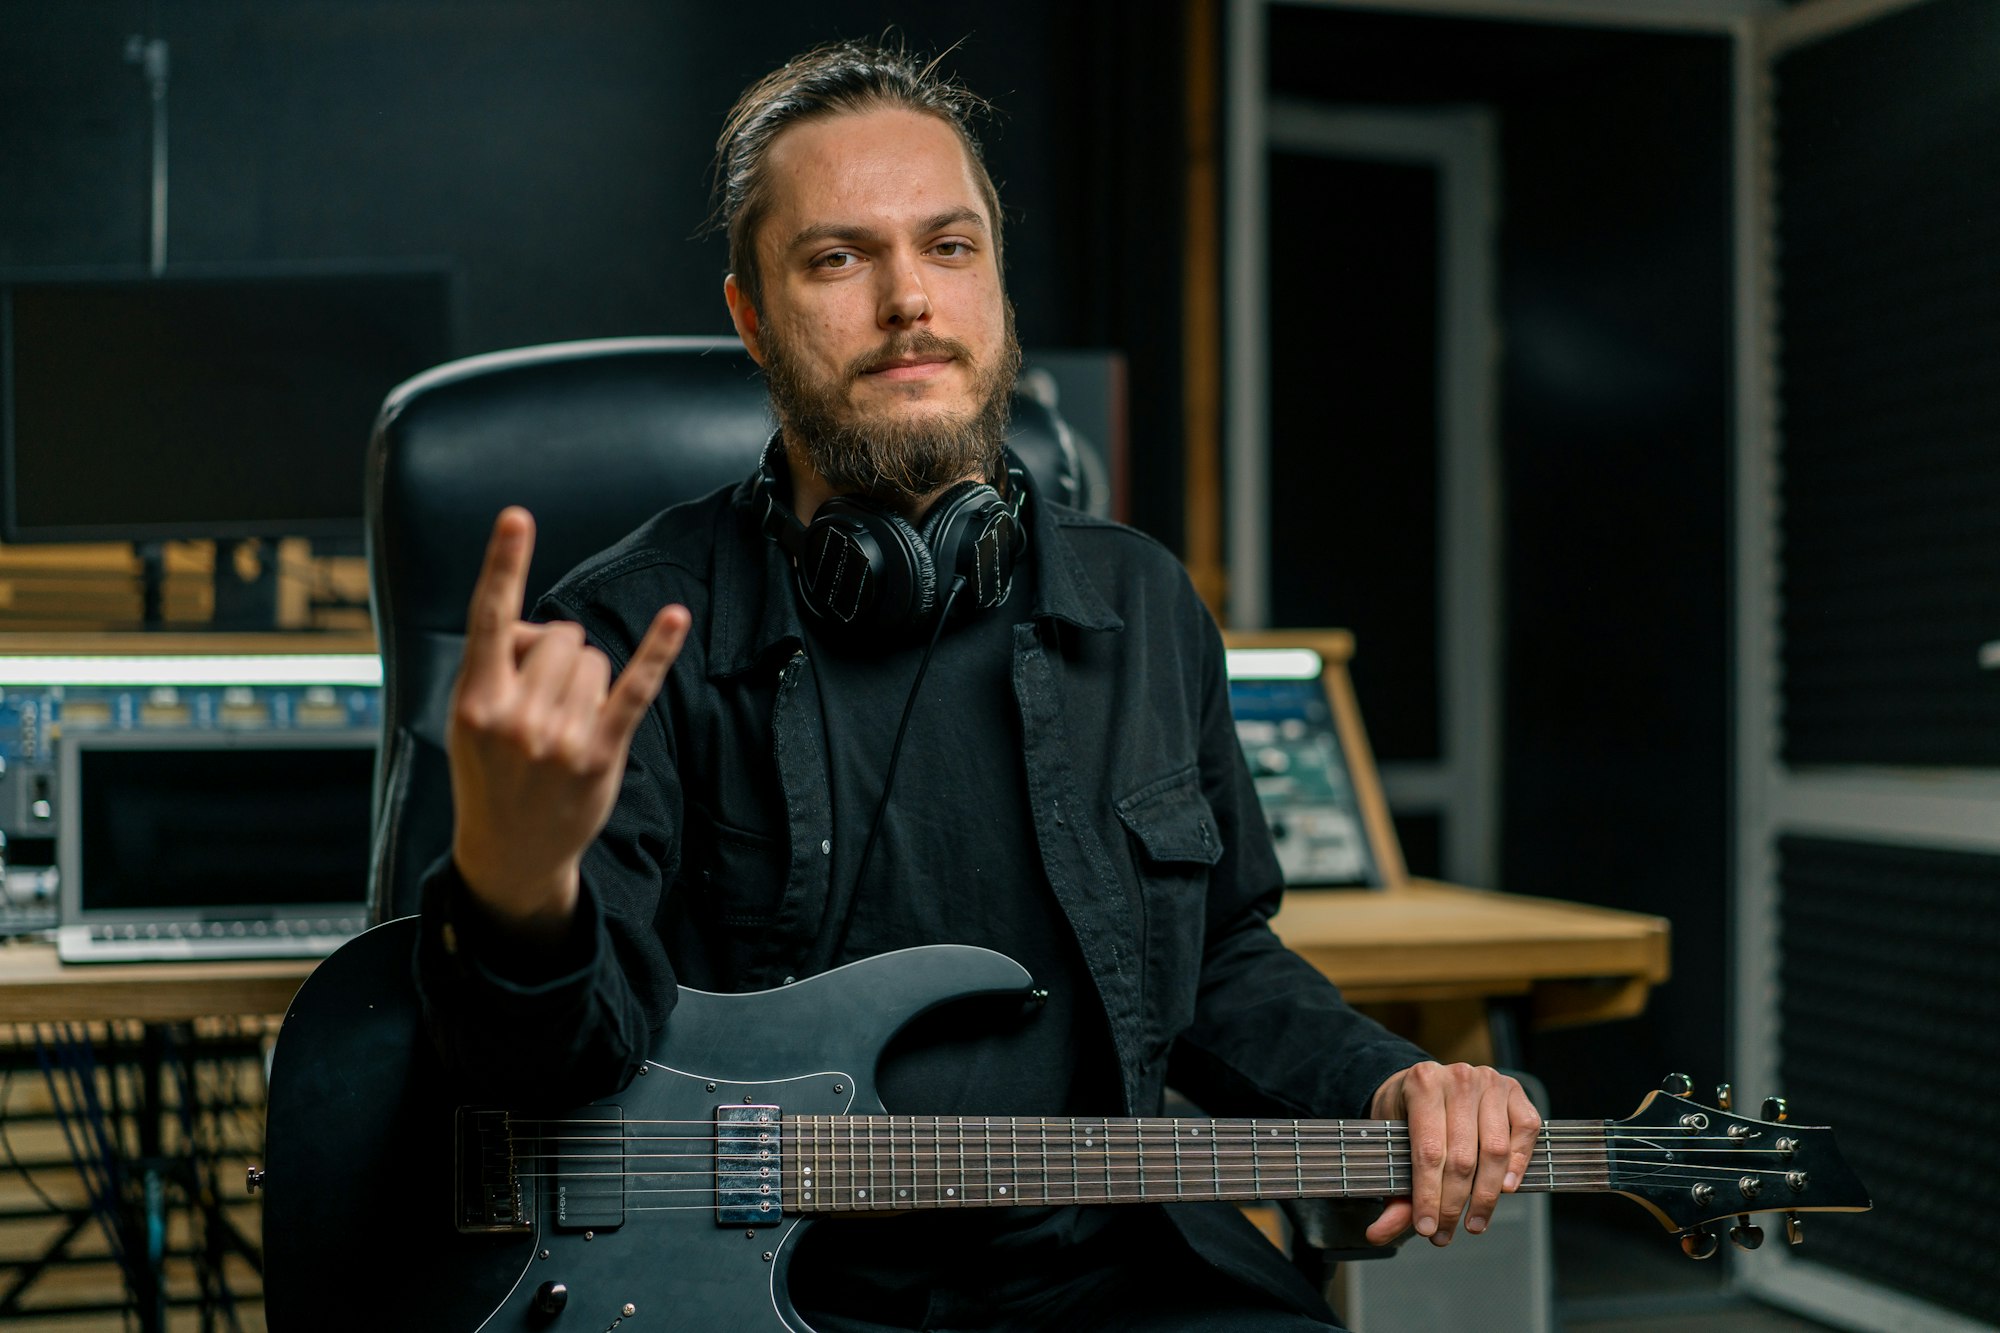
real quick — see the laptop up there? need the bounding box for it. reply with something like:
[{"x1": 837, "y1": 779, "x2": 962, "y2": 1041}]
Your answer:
[{"x1": 57, "y1": 728, "x2": 374, "y2": 963}]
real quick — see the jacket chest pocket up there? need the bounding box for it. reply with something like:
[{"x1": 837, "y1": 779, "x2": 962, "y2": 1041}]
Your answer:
[
  {"x1": 682, "y1": 806, "x2": 788, "y2": 929},
  {"x1": 1115, "y1": 765, "x2": 1223, "y2": 1048}
]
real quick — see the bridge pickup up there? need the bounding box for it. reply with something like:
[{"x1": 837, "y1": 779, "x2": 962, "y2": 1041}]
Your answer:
[
  {"x1": 454, "y1": 1108, "x2": 531, "y2": 1234},
  {"x1": 552, "y1": 1104, "x2": 625, "y2": 1231},
  {"x1": 716, "y1": 1104, "x2": 782, "y2": 1226}
]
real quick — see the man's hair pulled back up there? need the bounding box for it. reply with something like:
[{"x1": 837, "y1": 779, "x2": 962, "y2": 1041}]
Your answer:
[{"x1": 711, "y1": 39, "x2": 1003, "y2": 312}]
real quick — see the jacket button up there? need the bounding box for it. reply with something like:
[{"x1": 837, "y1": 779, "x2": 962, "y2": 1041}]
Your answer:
[{"x1": 821, "y1": 839, "x2": 832, "y2": 854}]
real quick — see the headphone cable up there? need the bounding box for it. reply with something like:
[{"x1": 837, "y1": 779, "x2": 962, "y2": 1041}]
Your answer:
[{"x1": 810, "y1": 573, "x2": 968, "y2": 972}]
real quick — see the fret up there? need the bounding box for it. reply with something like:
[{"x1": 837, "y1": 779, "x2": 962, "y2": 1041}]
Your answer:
[
  {"x1": 933, "y1": 1115, "x2": 945, "y2": 1205},
  {"x1": 1544, "y1": 1124, "x2": 1556, "y2": 1191},
  {"x1": 1103, "y1": 1118, "x2": 1114, "y2": 1201},
  {"x1": 1294, "y1": 1120, "x2": 1305, "y2": 1198},
  {"x1": 888, "y1": 1114, "x2": 901, "y2": 1206},
  {"x1": 1134, "y1": 1120, "x2": 1145, "y2": 1200},
  {"x1": 1337, "y1": 1119, "x2": 1348, "y2": 1197},
  {"x1": 1250, "y1": 1119, "x2": 1262, "y2": 1199},
  {"x1": 1008, "y1": 1117, "x2": 1019, "y2": 1206},
  {"x1": 1209, "y1": 1120, "x2": 1221, "y2": 1199},
  {"x1": 1040, "y1": 1115, "x2": 1050, "y2": 1206},
  {"x1": 956, "y1": 1115, "x2": 967, "y2": 1205},
  {"x1": 1072, "y1": 1112, "x2": 1088, "y2": 1200},
  {"x1": 1172, "y1": 1117, "x2": 1184, "y2": 1199},
  {"x1": 982, "y1": 1115, "x2": 994, "y2": 1204}
]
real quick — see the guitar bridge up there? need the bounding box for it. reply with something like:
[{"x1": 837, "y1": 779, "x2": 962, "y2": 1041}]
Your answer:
[
  {"x1": 716, "y1": 1104, "x2": 782, "y2": 1225},
  {"x1": 454, "y1": 1108, "x2": 531, "y2": 1234}
]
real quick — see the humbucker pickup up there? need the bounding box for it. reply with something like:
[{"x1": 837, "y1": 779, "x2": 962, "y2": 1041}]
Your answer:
[{"x1": 716, "y1": 1104, "x2": 782, "y2": 1225}]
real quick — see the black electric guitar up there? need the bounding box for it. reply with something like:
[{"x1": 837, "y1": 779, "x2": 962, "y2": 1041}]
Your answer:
[{"x1": 259, "y1": 919, "x2": 1869, "y2": 1332}]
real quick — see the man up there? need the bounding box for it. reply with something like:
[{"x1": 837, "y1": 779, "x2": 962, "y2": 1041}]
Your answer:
[{"x1": 418, "y1": 40, "x2": 1539, "y2": 1332}]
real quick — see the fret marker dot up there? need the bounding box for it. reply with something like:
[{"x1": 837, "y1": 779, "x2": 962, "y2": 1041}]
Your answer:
[
  {"x1": 946, "y1": 1188, "x2": 956, "y2": 1197},
  {"x1": 858, "y1": 1190, "x2": 867, "y2": 1198},
  {"x1": 999, "y1": 1186, "x2": 1009, "y2": 1196},
  {"x1": 899, "y1": 1189, "x2": 908, "y2": 1198}
]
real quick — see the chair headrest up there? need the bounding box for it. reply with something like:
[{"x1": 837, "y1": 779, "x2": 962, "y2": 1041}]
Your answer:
[{"x1": 369, "y1": 335, "x2": 1090, "y2": 638}]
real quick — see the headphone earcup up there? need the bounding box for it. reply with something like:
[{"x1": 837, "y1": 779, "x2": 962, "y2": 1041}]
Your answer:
[
  {"x1": 795, "y1": 497, "x2": 937, "y2": 632},
  {"x1": 920, "y1": 480, "x2": 1023, "y2": 611}
]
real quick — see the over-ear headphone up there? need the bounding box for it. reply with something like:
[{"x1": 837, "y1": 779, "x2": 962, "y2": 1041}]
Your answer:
[{"x1": 758, "y1": 436, "x2": 1029, "y2": 637}]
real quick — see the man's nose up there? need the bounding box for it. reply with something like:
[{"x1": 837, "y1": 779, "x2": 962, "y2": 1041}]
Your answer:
[{"x1": 879, "y1": 262, "x2": 932, "y2": 329}]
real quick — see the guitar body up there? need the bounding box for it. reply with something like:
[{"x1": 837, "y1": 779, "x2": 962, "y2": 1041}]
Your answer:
[{"x1": 262, "y1": 918, "x2": 1035, "y2": 1332}]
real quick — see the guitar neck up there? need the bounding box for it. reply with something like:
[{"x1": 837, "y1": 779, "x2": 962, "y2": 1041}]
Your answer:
[{"x1": 782, "y1": 1115, "x2": 1611, "y2": 1213}]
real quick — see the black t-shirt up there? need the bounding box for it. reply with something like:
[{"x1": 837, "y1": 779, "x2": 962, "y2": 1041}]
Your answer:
[{"x1": 791, "y1": 554, "x2": 1136, "y2": 1325}]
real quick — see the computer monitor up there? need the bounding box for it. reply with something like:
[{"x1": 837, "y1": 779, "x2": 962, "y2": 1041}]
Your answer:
[
  {"x1": 1227, "y1": 648, "x2": 1381, "y2": 887},
  {"x1": 1, "y1": 269, "x2": 453, "y2": 543},
  {"x1": 56, "y1": 728, "x2": 376, "y2": 962}
]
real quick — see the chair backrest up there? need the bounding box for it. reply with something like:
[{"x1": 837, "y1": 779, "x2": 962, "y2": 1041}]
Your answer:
[{"x1": 366, "y1": 335, "x2": 1089, "y2": 920}]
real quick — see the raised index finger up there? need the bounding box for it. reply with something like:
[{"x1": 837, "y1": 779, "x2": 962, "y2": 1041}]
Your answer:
[{"x1": 461, "y1": 507, "x2": 537, "y2": 688}]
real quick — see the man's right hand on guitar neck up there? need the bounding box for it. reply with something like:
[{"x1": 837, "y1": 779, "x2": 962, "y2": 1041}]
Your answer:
[{"x1": 445, "y1": 506, "x2": 690, "y2": 944}]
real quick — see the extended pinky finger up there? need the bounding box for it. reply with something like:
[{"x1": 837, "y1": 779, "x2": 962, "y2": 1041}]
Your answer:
[{"x1": 599, "y1": 605, "x2": 690, "y2": 742}]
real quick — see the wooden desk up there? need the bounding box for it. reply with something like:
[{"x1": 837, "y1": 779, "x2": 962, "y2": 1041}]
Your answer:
[
  {"x1": 0, "y1": 876, "x2": 1668, "y2": 1085},
  {"x1": 0, "y1": 879, "x2": 1669, "y2": 1039},
  {"x1": 1272, "y1": 879, "x2": 1671, "y2": 1066},
  {"x1": 0, "y1": 941, "x2": 316, "y2": 1022}
]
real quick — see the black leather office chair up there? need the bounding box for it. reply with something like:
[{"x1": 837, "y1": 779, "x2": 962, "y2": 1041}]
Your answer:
[{"x1": 365, "y1": 335, "x2": 1093, "y2": 921}]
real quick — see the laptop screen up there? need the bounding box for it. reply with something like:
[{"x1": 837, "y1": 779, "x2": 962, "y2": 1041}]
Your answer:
[{"x1": 58, "y1": 729, "x2": 374, "y2": 959}]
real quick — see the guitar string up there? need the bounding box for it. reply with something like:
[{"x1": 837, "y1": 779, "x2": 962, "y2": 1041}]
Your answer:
[
  {"x1": 509, "y1": 1161, "x2": 1784, "y2": 1187},
  {"x1": 506, "y1": 1114, "x2": 1795, "y2": 1133},
  {"x1": 500, "y1": 1128, "x2": 1800, "y2": 1144},
  {"x1": 502, "y1": 1124, "x2": 1782, "y2": 1145},
  {"x1": 516, "y1": 1160, "x2": 1800, "y2": 1184}
]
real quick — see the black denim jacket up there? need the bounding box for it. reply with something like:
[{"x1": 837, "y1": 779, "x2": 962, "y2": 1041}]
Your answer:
[{"x1": 415, "y1": 467, "x2": 1427, "y2": 1309}]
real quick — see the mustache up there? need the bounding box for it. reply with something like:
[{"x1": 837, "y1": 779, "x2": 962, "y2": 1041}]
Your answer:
[{"x1": 846, "y1": 330, "x2": 974, "y2": 379}]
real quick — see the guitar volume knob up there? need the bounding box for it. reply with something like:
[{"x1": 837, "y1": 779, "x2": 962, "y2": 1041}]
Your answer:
[{"x1": 532, "y1": 1281, "x2": 568, "y2": 1316}]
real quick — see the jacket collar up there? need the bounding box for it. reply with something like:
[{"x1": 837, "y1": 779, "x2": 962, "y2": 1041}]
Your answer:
[{"x1": 708, "y1": 444, "x2": 1122, "y2": 680}]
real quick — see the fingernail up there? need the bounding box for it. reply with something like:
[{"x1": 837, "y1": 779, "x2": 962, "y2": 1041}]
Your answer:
[
  {"x1": 1466, "y1": 1216, "x2": 1486, "y2": 1234},
  {"x1": 1504, "y1": 1172, "x2": 1519, "y2": 1192},
  {"x1": 1416, "y1": 1217, "x2": 1437, "y2": 1236}
]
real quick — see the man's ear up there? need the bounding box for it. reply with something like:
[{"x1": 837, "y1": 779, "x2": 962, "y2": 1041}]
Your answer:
[{"x1": 724, "y1": 274, "x2": 766, "y2": 367}]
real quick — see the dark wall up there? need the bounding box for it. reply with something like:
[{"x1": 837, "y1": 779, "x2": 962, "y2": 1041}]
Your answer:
[
  {"x1": 1268, "y1": 10, "x2": 1734, "y2": 1119},
  {"x1": 0, "y1": 0, "x2": 1191, "y2": 540}
]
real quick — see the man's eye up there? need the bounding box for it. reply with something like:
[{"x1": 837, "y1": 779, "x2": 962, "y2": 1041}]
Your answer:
[
  {"x1": 933, "y1": 241, "x2": 971, "y2": 258},
  {"x1": 816, "y1": 252, "x2": 857, "y2": 269}
]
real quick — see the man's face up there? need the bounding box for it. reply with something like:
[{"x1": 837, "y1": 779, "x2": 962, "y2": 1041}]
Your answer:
[{"x1": 728, "y1": 106, "x2": 1019, "y2": 507}]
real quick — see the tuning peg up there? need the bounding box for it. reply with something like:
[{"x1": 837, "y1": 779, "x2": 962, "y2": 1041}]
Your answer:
[
  {"x1": 1784, "y1": 1213, "x2": 1805, "y2": 1246},
  {"x1": 1730, "y1": 1215, "x2": 1764, "y2": 1250},
  {"x1": 1715, "y1": 1083, "x2": 1733, "y2": 1110},
  {"x1": 1762, "y1": 1096, "x2": 1788, "y2": 1123},
  {"x1": 1661, "y1": 1072, "x2": 1694, "y2": 1097},
  {"x1": 1679, "y1": 1227, "x2": 1719, "y2": 1260}
]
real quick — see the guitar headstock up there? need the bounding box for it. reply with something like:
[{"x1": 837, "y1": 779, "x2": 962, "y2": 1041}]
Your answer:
[{"x1": 1609, "y1": 1074, "x2": 1870, "y2": 1258}]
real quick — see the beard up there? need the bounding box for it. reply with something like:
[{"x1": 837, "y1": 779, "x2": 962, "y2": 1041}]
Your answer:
[{"x1": 759, "y1": 305, "x2": 1021, "y2": 508}]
